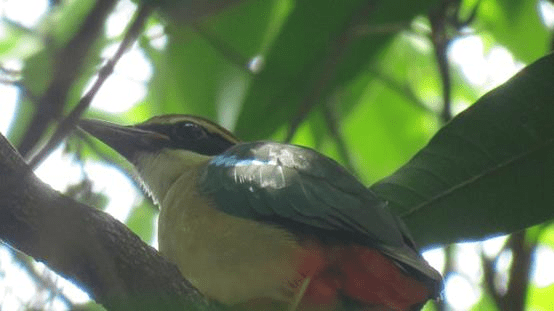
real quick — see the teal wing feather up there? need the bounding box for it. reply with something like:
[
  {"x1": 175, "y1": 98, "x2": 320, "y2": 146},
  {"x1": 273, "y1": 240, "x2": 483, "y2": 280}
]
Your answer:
[{"x1": 198, "y1": 142, "x2": 441, "y2": 286}]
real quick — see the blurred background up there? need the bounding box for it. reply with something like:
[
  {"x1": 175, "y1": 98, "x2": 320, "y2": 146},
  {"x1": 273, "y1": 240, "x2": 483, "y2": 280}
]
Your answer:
[{"x1": 0, "y1": 0, "x2": 553, "y2": 310}]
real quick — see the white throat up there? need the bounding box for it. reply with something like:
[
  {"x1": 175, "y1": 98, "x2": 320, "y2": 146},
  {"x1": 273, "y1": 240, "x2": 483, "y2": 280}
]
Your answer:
[{"x1": 133, "y1": 149, "x2": 212, "y2": 206}]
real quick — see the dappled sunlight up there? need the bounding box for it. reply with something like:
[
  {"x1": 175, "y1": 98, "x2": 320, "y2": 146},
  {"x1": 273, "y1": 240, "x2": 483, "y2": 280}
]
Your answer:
[
  {"x1": 539, "y1": 0, "x2": 554, "y2": 29},
  {"x1": 34, "y1": 146, "x2": 82, "y2": 192},
  {"x1": 445, "y1": 273, "x2": 480, "y2": 310},
  {"x1": 455, "y1": 242, "x2": 483, "y2": 283},
  {"x1": 1, "y1": 0, "x2": 48, "y2": 28},
  {"x1": 422, "y1": 247, "x2": 445, "y2": 274},
  {"x1": 0, "y1": 84, "x2": 17, "y2": 135},
  {"x1": 89, "y1": 44, "x2": 153, "y2": 113},
  {"x1": 449, "y1": 35, "x2": 525, "y2": 93},
  {"x1": 83, "y1": 161, "x2": 142, "y2": 222},
  {"x1": 533, "y1": 246, "x2": 554, "y2": 287},
  {"x1": 105, "y1": 0, "x2": 137, "y2": 38}
]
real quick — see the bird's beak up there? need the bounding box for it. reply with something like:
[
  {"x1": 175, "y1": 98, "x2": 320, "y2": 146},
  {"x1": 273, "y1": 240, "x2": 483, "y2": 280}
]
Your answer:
[{"x1": 78, "y1": 119, "x2": 171, "y2": 161}]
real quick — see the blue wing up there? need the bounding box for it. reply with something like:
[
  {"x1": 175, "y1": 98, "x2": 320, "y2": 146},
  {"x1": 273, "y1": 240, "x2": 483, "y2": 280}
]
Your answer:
[{"x1": 198, "y1": 142, "x2": 440, "y2": 284}]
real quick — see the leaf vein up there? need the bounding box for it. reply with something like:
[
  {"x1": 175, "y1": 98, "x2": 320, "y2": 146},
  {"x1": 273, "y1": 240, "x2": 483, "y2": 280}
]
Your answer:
[{"x1": 401, "y1": 138, "x2": 554, "y2": 218}]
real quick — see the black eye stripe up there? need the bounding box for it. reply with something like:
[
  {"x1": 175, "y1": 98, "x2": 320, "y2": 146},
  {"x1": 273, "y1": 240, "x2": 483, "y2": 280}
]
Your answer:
[
  {"x1": 136, "y1": 122, "x2": 235, "y2": 155},
  {"x1": 172, "y1": 122, "x2": 207, "y2": 140}
]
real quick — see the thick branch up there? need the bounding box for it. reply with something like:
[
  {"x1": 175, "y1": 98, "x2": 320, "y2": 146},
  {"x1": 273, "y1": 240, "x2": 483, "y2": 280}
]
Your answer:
[{"x1": 0, "y1": 133, "x2": 220, "y2": 311}]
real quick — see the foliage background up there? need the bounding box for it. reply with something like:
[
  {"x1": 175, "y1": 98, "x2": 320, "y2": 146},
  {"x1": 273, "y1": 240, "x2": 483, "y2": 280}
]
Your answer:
[{"x1": 0, "y1": 0, "x2": 553, "y2": 310}]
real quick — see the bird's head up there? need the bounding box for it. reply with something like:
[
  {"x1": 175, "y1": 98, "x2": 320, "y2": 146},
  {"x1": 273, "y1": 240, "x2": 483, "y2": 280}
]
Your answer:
[{"x1": 78, "y1": 114, "x2": 239, "y2": 204}]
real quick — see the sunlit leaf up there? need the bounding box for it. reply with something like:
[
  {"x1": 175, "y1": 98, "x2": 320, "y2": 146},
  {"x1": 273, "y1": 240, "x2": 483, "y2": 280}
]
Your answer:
[
  {"x1": 478, "y1": 0, "x2": 549, "y2": 63},
  {"x1": 146, "y1": 0, "x2": 284, "y2": 127},
  {"x1": 344, "y1": 78, "x2": 439, "y2": 185},
  {"x1": 234, "y1": 0, "x2": 441, "y2": 140},
  {"x1": 528, "y1": 284, "x2": 554, "y2": 310}
]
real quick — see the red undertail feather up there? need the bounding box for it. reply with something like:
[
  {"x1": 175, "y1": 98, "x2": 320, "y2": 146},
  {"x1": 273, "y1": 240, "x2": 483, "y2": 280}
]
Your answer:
[{"x1": 296, "y1": 245, "x2": 432, "y2": 311}]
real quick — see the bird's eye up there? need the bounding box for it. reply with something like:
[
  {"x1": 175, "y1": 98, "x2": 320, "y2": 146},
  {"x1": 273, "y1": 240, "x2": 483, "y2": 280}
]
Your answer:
[{"x1": 174, "y1": 122, "x2": 207, "y2": 140}]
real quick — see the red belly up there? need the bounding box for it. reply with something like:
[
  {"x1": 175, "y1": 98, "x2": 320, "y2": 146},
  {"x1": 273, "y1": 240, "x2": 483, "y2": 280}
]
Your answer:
[{"x1": 293, "y1": 244, "x2": 431, "y2": 311}]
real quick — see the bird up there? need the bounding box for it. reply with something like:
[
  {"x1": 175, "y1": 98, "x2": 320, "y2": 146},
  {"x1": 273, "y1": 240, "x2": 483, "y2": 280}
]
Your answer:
[{"x1": 78, "y1": 114, "x2": 442, "y2": 311}]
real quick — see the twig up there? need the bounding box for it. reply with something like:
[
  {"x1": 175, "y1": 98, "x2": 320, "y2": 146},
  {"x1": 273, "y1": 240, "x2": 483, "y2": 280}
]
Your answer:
[
  {"x1": 481, "y1": 224, "x2": 545, "y2": 311},
  {"x1": 436, "y1": 244, "x2": 453, "y2": 311},
  {"x1": 428, "y1": 4, "x2": 479, "y2": 309},
  {"x1": 322, "y1": 99, "x2": 357, "y2": 175},
  {"x1": 28, "y1": 5, "x2": 153, "y2": 168},
  {"x1": 0, "y1": 78, "x2": 22, "y2": 85},
  {"x1": 190, "y1": 22, "x2": 250, "y2": 72},
  {"x1": 429, "y1": 0, "x2": 480, "y2": 123},
  {"x1": 0, "y1": 64, "x2": 22, "y2": 76},
  {"x1": 12, "y1": 250, "x2": 74, "y2": 309},
  {"x1": 369, "y1": 68, "x2": 432, "y2": 114},
  {"x1": 503, "y1": 231, "x2": 535, "y2": 311},
  {"x1": 429, "y1": 0, "x2": 455, "y2": 123},
  {"x1": 481, "y1": 247, "x2": 504, "y2": 308},
  {"x1": 452, "y1": 0, "x2": 481, "y2": 29},
  {"x1": 18, "y1": 0, "x2": 118, "y2": 157},
  {"x1": 1, "y1": 18, "x2": 36, "y2": 36}
]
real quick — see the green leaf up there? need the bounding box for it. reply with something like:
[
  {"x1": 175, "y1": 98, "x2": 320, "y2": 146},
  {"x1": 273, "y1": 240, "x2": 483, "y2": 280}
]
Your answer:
[
  {"x1": 528, "y1": 283, "x2": 554, "y2": 311},
  {"x1": 146, "y1": 0, "x2": 246, "y2": 23},
  {"x1": 471, "y1": 291, "x2": 499, "y2": 311},
  {"x1": 420, "y1": 300, "x2": 438, "y2": 311},
  {"x1": 234, "y1": 0, "x2": 440, "y2": 140},
  {"x1": 125, "y1": 200, "x2": 157, "y2": 243},
  {"x1": 146, "y1": 0, "x2": 284, "y2": 127},
  {"x1": 50, "y1": 0, "x2": 98, "y2": 47},
  {"x1": 371, "y1": 54, "x2": 554, "y2": 248},
  {"x1": 343, "y1": 72, "x2": 439, "y2": 185},
  {"x1": 538, "y1": 222, "x2": 554, "y2": 249},
  {"x1": 478, "y1": 0, "x2": 549, "y2": 63}
]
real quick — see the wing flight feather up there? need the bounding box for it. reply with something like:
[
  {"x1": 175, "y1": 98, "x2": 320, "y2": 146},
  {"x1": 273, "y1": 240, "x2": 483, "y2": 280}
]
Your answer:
[{"x1": 199, "y1": 142, "x2": 440, "y2": 284}]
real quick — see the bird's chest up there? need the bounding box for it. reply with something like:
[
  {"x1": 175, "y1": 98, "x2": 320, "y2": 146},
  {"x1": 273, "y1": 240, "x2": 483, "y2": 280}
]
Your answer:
[{"x1": 157, "y1": 172, "x2": 306, "y2": 305}]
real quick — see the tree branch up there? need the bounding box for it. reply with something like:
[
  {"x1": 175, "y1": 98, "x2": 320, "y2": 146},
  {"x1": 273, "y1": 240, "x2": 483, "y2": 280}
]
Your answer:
[
  {"x1": 0, "y1": 132, "x2": 221, "y2": 311},
  {"x1": 18, "y1": 0, "x2": 118, "y2": 157},
  {"x1": 503, "y1": 231, "x2": 534, "y2": 311},
  {"x1": 481, "y1": 248, "x2": 504, "y2": 308},
  {"x1": 429, "y1": 0, "x2": 455, "y2": 124},
  {"x1": 28, "y1": 4, "x2": 154, "y2": 168}
]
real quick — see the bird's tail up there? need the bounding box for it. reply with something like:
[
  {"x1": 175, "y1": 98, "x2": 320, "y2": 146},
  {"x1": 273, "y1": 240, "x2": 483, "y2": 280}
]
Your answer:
[{"x1": 340, "y1": 246, "x2": 432, "y2": 311}]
